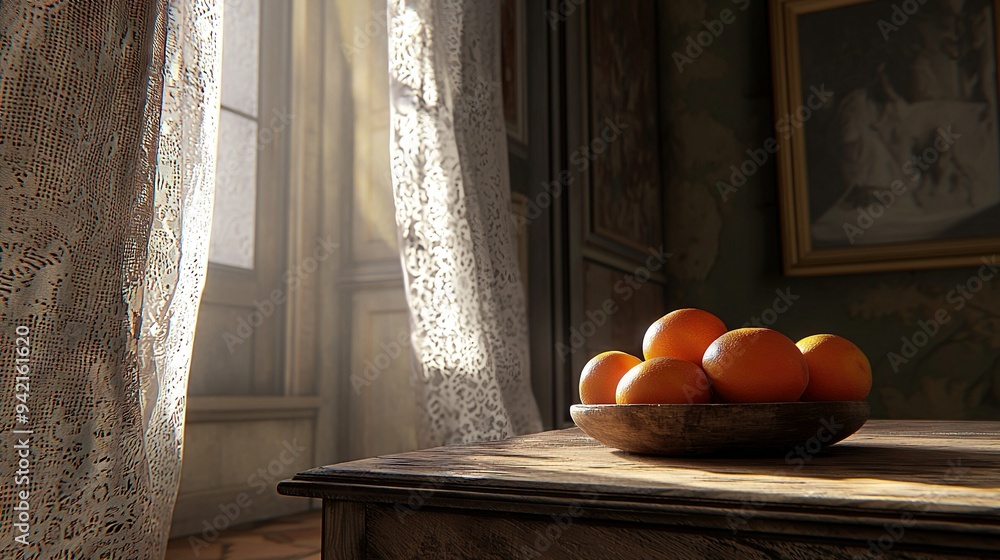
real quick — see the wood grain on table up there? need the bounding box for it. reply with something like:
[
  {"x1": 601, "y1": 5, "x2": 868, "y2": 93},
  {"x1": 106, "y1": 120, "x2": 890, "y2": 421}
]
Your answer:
[
  {"x1": 279, "y1": 421, "x2": 1000, "y2": 559},
  {"x1": 283, "y1": 421, "x2": 1000, "y2": 517}
]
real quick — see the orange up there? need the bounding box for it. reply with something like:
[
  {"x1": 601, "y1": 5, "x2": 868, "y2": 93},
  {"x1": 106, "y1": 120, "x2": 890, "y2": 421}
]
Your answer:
[
  {"x1": 615, "y1": 357, "x2": 712, "y2": 404},
  {"x1": 579, "y1": 351, "x2": 642, "y2": 404},
  {"x1": 796, "y1": 334, "x2": 871, "y2": 401},
  {"x1": 701, "y1": 328, "x2": 809, "y2": 403},
  {"x1": 642, "y1": 308, "x2": 727, "y2": 366}
]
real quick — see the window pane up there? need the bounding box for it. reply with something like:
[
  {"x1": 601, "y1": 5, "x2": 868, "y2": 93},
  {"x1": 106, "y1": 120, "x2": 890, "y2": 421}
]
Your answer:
[
  {"x1": 221, "y1": 0, "x2": 260, "y2": 116},
  {"x1": 210, "y1": 109, "x2": 258, "y2": 269}
]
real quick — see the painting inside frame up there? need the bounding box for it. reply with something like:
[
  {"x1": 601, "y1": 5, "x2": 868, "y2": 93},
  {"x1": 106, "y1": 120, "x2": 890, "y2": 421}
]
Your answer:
[{"x1": 772, "y1": 0, "x2": 1000, "y2": 274}]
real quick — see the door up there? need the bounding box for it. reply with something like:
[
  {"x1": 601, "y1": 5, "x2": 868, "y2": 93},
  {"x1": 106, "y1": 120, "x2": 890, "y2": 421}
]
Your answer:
[{"x1": 529, "y1": 0, "x2": 670, "y2": 427}]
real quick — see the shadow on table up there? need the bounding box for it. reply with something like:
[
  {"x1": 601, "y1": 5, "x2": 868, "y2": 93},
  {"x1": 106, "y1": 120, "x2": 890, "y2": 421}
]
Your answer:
[{"x1": 609, "y1": 443, "x2": 1000, "y2": 488}]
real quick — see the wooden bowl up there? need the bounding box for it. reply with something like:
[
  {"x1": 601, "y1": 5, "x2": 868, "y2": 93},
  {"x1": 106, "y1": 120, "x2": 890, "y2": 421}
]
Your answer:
[{"x1": 570, "y1": 401, "x2": 869, "y2": 456}]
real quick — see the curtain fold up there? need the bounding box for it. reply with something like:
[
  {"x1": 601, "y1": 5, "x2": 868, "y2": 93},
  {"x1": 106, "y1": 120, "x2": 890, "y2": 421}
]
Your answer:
[
  {"x1": 0, "y1": 0, "x2": 219, "y2": 557},
  {"x1": 139, "y1": 0, "x2": 221, "y2": 551},
  {"x1": 388, "y1": 0, "x2": 543, "y2": 446}
]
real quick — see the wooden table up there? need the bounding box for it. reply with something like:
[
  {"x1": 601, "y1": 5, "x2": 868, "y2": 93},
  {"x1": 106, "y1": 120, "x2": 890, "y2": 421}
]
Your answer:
[{"x1": 277, "y1": 421, "x2": 1000, "y2": 559}]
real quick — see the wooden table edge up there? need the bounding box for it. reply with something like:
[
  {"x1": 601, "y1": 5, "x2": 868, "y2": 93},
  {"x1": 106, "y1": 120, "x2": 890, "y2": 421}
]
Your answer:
[{"x1": 277, "y1": 477, "x2": 1000, "y2": 535}]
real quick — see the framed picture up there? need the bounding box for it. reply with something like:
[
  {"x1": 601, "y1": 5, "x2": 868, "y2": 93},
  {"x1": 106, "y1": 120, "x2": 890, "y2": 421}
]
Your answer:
[
  {"x1": 771, "y1": 0, "x2": 1000, "y2": 275},
  {"x1": 501, "y1": 0, "x2": 528, "y2": 146}
]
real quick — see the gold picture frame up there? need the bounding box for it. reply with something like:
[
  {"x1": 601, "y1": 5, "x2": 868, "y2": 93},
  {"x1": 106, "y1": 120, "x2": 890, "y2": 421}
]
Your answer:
[{"x1": 770, "y1": 0, "x2": 1000, "y2": 275}]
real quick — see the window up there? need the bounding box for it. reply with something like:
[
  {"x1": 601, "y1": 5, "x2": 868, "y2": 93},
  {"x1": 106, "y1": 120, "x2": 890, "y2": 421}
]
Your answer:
[{"x1": 189, "y1": 0, "x2": 291, "y2": 396}]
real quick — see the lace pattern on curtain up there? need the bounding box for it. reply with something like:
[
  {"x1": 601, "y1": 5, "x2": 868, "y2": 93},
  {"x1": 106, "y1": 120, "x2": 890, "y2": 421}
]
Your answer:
[
  {"x1": 140, "y1": 0, "x2": 221, "y2": 552},
  {"x1": 388, "y1": 0, "x2": 543, "y2": 446},
  {"x1": 0, "y1": 0, "x2": 219, "y2": 556}
]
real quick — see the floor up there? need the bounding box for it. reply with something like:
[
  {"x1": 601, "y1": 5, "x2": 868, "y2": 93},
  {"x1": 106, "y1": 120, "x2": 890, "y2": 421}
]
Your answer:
[{"x1": 165, "y1": 510, "x2": 322, "y2": 560}]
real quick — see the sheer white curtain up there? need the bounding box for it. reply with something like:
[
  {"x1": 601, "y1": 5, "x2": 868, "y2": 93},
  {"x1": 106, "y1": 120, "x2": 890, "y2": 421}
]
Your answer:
[
  {"x1": 0, "y1": 1, "x2": 219, "y2": 557},
  {"x1": 388, "y1": 0, "x2": 543, "y2": 446}
]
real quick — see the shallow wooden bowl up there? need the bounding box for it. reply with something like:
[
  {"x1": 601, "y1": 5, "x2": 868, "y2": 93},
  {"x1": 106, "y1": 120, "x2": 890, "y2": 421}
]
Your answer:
[{"x1": 570, "y1": 401, "x2": 869, "y2": 456}]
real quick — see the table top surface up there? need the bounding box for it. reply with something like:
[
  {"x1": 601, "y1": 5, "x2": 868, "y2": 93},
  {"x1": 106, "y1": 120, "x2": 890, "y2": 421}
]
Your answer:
[{"x1": 280, "y1": 420, "x2": 1000, "y2": 521}]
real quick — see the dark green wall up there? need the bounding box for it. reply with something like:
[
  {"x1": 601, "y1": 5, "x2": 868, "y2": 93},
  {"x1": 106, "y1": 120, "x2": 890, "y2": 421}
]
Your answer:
[{"x1": 660, "y1": 0, "x2": 1000, "y2": 419}]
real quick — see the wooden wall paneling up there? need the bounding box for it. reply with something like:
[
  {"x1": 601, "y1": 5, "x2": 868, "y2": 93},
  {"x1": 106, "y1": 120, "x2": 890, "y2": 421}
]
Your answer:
[
  {"x1": 321, "y1": 0, "x2": 409, "y2": 470},
  {"x1": 331, "y1": 0, "x2": 413, "y2": 465},
  {"x1": 557, "y1": 0, "x2": 669, "y2": 426},
  {"x1": 349, "y1": 118, "x2": 396, "y2": 264},
  {"x1": 569, "y1": 260, "x2": 666, "y2": 395},
  {"x1": 285, "y1": 0, "x2": 327, "y2": 399},
  {"x1": 583, "y1": 0, "x2": 663, "y2": 259},
  {"x1": 189, "y1": 304, "x2": 256, "y2": 395},
  {"x1": 316, "y1": 0, "x2": 354, "y2": 468},
  {"x1": 347, "y1": 288, "x2": 417, "y2": 459},
  {"x1": 348, "y1": 0, "x2": 396, "y2": 265},
  {"x1": 251, "y1": 0, "x2": 293, "y2": 396},
  {"x1": 171, "y1": 417, "x2": 315, "y2": 537}
]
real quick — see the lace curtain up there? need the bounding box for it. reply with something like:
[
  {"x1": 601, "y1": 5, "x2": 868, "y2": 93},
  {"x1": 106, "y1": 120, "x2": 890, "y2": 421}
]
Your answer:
[
  {"x1": 388, "y1": 0, "x2": 543, "y2": 446},
  {"x1": 0, "y1": 1, "x2": 219, "y2": 557}
]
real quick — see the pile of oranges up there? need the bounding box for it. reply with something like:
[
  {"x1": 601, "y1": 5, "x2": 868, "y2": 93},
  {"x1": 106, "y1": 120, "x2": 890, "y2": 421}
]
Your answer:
[{"x1": 579, "y1": 308, "x2": 871, "y2": 405}]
